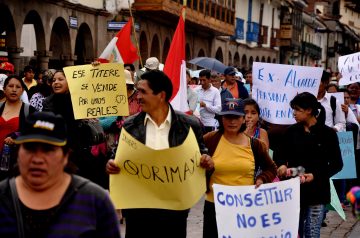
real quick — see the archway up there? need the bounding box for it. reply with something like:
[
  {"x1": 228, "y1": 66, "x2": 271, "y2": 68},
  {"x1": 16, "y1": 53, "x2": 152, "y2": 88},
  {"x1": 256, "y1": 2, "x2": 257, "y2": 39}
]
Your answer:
[
  {"x1": 215, "y1": 47, "x2": 223, "y2": 63},
  {"x1": 75, "y1": 23, "x2": 94, "y2": 65},
  {"x1": 234, "y1": 52, "x2": 240, "y2": 68},
  {"x1": 198, "y1": 48, "x2": 205, "y2": 57},
  {"x1": 249, "y1": 56, "x2": 254, "y2": 69},
  {"x1": 162, "y1": 37, "x2": 170, "y2": 63},
  {"x1": 255, "y1": 56, "x2": 260, "y2": 62},
  {"x1": 49, "y1": 17, "x2": 71, "y2": 69},
  {"x1": 228, "y1": 51, "x2": 232, "y2": 66},
  {"x1": 0, "y1": 4, "x2": 17, "y2": 66},
  {"x1": 139, "y1": 31, "x2": 148, "y2": 68},
  {"x1": 185, "y1": 43, "x2": 191, "y2": 68},
  {"x1": 241, "y1": 54, "x2": 247, "y2": 69},
  {"x1": 185, "y1": 43, "x2": 191, "y2": 61},
  {"x1": 261, "y1": 56, "x2": 266, "y2": 62},
  {"x1": 21, "y1": 10, "x2": 46, "y2": 68},
  {"x1": 273, "y1": 58, "x2": 276, "y2": 63},
  {"x1": 150, "y1": 34, "x2": 160, "y2": 60},
  {"x1": 267, "y1": 56, "x2": 271, "y2": 63}
]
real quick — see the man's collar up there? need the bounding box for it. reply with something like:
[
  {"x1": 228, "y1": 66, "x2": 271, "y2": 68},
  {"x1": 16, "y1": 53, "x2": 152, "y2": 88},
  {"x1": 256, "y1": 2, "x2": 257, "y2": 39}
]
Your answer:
[{"x1": 144, "y1": 105, "x2": 172, "y2": 126}]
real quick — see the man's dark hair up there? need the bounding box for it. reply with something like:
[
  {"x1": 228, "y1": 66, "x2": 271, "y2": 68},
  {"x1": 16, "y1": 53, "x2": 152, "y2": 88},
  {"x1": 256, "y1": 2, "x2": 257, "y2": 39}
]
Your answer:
[
  {"x1": 199, "y1": 69, "x2": 211, "y2": 79},
  {"x1": 140, "y1": 70, "x2": 173, "y2": 102},
  {"x1": 124, "y1": 64, "x2": 135, "y2": 72},
  {"x1": 23, "y1": 65, "x2": 34, "y2": 73}
]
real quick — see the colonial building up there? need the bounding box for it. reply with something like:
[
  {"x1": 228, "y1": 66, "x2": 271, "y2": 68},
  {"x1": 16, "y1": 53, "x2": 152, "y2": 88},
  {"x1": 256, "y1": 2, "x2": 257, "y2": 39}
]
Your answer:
[{"x1": 0, "y1": 0, "x2": 112, "y2": 73}]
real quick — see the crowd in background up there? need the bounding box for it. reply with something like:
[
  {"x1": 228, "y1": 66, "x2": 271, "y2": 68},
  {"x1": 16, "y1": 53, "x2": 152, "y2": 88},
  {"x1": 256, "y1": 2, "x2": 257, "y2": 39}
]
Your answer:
[{"x1": 0, "y1": 57, "x2": 359, "y2": 237}]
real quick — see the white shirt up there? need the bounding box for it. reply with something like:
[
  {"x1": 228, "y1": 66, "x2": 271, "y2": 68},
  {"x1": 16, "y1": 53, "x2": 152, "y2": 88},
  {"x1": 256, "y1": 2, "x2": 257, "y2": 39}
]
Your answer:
[
  {"x1": 197, "y1": 85, "x2": 221, "y2": 127},
  {"x1": 144, "y1": 106, "x2": 172, "y2": 150},
  {"x1": 318, "y1": 93, "x2": 346, "y2": 132}
]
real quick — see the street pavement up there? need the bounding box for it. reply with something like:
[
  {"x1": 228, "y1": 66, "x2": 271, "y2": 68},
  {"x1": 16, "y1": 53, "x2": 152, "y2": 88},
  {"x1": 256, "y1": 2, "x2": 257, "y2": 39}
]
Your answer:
[{"x1": 120, "y1": 196, "x2": 360, "y2": 237}]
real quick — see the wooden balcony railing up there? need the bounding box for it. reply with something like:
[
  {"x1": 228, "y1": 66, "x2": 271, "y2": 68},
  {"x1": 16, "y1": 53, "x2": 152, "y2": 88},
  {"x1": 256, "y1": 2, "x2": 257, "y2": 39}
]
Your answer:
[
  {"x1": 270, "y1": 28, "x2": 280, "y2": 48},
  {"x1": 133, "y1": 0, "x2": 235, "y2": 35}
]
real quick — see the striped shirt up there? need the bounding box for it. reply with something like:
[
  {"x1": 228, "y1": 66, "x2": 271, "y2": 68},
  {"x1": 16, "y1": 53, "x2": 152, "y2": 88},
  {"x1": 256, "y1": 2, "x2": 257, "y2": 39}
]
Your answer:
[{"x1": 0, "y1": 175, "x2": 120, "y2": 238}]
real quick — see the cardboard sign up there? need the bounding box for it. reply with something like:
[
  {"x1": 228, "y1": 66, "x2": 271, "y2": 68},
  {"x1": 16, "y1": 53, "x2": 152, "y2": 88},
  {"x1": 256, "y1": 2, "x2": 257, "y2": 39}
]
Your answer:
[
  {"x1": 332, "y1": 131, "x2": 357, "y2": 179},
  {"x1": 338, "y1": 52, "x2": 360, "y2": 86},
  {"x1": 63, "y1": 63, "x2": 129, "y2": 119},
  {"x1": 213, "y1": 178, "x2": 300, "y2": 238},
  {"x1": 110, "y1": 128, "x2": 206, "y2": 210},
  {"x1": 328, "y1": 179, "x2": 346, "y2": 220},
  {"x1": 252, "y1": 62, "x2": 322, "y2": 124}
]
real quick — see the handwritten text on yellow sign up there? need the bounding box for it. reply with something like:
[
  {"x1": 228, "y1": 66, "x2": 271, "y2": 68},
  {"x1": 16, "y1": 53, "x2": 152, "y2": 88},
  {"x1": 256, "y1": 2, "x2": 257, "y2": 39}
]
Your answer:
[
  {"x1": 63, "y1": 63, "x2": 129, "y2": 119},
  {"x1": 110, "y1": 128, "x2": 206, "y2": 210}
]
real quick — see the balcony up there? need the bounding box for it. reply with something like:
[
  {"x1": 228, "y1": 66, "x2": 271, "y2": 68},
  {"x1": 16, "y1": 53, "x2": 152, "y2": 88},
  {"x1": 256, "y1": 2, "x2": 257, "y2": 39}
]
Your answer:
[
  {"x1": 270, "y1": 28, "x2": 280, "y2": 48},
  {"x1": 302, "y1": 41, "x2": 322, "y2": 60},
  {"x1": 133, "y1": 0, "x2": 235, "y2": 36},
  {"x1": 246, "y1": 22, "x2": 259, "y2": 42},
  {"x1": 258, "y1": 25, "x2": 268, "y2": 46}
]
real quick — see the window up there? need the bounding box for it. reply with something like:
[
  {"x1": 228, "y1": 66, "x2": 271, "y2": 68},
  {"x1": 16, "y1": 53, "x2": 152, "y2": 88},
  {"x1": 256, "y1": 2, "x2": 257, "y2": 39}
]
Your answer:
[{"x1": 235, "y1": 18, "x2": 244, "y2": 40}]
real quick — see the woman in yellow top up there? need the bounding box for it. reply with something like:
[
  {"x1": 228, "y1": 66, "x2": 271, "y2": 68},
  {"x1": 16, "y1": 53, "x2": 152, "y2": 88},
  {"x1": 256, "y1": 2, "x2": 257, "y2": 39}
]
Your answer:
[{"x1": 203, "y1": 98, "x2": 277, "y2": 238}]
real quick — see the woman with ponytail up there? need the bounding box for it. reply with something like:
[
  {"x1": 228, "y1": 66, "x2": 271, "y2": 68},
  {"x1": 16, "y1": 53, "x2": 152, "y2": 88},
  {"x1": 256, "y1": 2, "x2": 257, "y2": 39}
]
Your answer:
[{"x1": 275, "y1": 92, "x2": 343, "y2": 238}]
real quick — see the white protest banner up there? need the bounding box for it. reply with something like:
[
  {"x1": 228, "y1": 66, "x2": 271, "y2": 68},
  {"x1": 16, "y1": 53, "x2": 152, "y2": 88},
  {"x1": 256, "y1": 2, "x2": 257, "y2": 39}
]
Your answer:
[
  {"x1": 252, "y1": 62, "x2": 323, "y2": 124},
  {"x1": 213, "y1": 178, "x2": 300, "y2": 238},
  {"x1": 328, "y1": 92, "x2": 344, "y2": 105},
  {"x1": 338, "y1": 52, "x2": 360, "y2": 86}
]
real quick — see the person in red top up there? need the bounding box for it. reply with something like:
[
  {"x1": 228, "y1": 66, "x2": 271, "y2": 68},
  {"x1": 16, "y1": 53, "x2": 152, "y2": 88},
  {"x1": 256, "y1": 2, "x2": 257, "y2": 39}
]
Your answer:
[{"x1": 0, "y1": 75, "x2": 36, "y2": 180}]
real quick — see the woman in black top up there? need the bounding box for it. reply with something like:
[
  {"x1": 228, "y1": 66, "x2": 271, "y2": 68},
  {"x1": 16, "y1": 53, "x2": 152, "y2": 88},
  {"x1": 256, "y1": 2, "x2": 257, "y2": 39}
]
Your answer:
[{"x1": 276, "y1": 92, "x2": 343, "y2": 238}]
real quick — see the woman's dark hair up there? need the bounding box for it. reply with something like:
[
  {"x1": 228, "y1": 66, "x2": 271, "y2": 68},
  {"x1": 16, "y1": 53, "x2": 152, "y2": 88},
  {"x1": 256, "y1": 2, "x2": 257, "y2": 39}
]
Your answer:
[
  {"x1": 124, "y1": 64, "x2": 135, "y2": 72},
  {"x1": 140, "y1": 70, "x2": 173, "y2": 102},
  {"x1": 216, "y1": 115, "x2": 246, "y2": 134},
  {"x1": 290, "y1": 92, "x2": 325, "y2": 124},
  {"x1": 243, "y1": 98, "x2": 260, "y2": 114},
  {"x1": 4, "y1": 75, "x2": 26, "y2": 91},
  {"x1": 53, "y1": 70, "x2": 65, "y2": 81}
]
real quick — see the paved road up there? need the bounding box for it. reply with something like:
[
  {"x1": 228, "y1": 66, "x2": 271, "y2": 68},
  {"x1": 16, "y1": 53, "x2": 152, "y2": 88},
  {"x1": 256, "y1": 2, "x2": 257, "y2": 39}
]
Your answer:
[{"x1": 121, "y1": 196, "x2": 360, "y2": 237}]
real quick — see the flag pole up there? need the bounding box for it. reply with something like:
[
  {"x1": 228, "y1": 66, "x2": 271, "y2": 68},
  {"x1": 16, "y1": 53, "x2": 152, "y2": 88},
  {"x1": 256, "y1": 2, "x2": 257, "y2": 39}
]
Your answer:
[
  {"x1": 128, "y1": 0, "x2": 143, "y2": 68},
  {"x1": 182, "y1": 0, "x2": 187, "y2": 20}
]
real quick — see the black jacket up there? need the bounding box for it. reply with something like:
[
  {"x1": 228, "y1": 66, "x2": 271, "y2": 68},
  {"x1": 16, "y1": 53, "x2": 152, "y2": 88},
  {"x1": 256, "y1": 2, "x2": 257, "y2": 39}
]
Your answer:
[
  {"x1": 221, "y1": 79, "x2": 249, "y2": 99},
  {"x1": 123, "y1": 104, "x2": 207, "y2": 153},
  {"x1": 276, "y1": 122, "x2": 343, "y2": 206},
  {"x1": 121, "y1": 104, "x2": 207, "y2": 238}
]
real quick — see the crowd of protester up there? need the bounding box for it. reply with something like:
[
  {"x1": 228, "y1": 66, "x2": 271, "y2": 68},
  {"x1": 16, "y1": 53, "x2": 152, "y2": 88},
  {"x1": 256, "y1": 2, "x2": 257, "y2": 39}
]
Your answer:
[{"x1": 0, "y1": 58, "x2": 359, "y2": 238}]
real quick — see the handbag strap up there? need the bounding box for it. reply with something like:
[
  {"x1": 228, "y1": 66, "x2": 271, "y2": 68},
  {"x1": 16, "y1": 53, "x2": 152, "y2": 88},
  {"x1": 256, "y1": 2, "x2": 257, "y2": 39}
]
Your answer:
[{"x1": 9, "y1": 177, "x2": 25, "y2": 238}]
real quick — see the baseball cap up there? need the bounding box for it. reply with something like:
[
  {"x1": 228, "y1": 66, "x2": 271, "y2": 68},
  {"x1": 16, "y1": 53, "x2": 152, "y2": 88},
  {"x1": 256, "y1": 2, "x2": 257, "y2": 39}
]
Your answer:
[
  {"x1": 124, "y1": 69, "x2": 134, "y2": 85},
  {"x1": 14, "y1": 111, "x2": 67, "y2": 146},
  {"x1": 224, "y1": 66, "x2": 236, "y2": 76},
  {"x1": 0, "y1": 62, "x2": 14, "y2": 74},
  {"x1": 144, "y1": 57, "x2": 160, "y2": 70},
  {"x1": 218, "y1": 98, "x2": 245, "y2": 116}
]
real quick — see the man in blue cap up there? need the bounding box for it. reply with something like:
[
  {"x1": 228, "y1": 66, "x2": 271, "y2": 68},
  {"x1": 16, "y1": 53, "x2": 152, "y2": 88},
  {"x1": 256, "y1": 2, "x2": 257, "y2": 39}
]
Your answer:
[{"x1": 221, "y1": 66, "x2": 249, "y2": 99}]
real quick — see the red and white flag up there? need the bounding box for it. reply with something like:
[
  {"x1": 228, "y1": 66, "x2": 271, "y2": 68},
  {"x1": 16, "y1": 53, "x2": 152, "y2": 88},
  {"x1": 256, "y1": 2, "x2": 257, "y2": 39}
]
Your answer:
[
  {"x1": 163, "y1": 9, "x2": 189, "y2": 112},
  {"x1": 98, "y1": 17, "x2": 139, "y2": 64}
]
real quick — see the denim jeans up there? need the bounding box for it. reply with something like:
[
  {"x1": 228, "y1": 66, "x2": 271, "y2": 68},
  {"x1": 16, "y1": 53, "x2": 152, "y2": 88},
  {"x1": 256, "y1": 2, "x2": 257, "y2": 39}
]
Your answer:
[{"x1": 299, "y1": 204, "x2": 325, "y2": 238}]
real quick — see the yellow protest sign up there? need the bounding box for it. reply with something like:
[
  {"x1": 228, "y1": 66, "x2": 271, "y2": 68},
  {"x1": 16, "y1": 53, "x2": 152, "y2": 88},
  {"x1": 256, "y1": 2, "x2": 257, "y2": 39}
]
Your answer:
[
  {"x1": 110, "y1": 128, "x2": 206, "y2": 210},
  {"x1": 63, "y1": 63, "x2": 129, "y2": 119}
]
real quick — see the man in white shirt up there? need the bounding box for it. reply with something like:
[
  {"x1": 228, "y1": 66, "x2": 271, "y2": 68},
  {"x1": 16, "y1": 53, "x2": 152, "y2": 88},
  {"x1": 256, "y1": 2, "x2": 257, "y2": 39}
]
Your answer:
[
  {"x1": 105, "y1": 70, "x2": 214, "y2": 238},
  {"x1": 317, "y1": 71, "x2": 346, "y2": 132},
  {"x1": 198, "y1": 69, "x2": 221, "y2": 133}
]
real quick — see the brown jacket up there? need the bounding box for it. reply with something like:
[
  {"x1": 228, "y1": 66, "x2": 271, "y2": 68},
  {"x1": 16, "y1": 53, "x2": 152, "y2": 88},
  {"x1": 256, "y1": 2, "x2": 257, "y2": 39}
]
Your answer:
[{"x1": 204, "y1": 130, "x2": 277, "y2": 185}]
